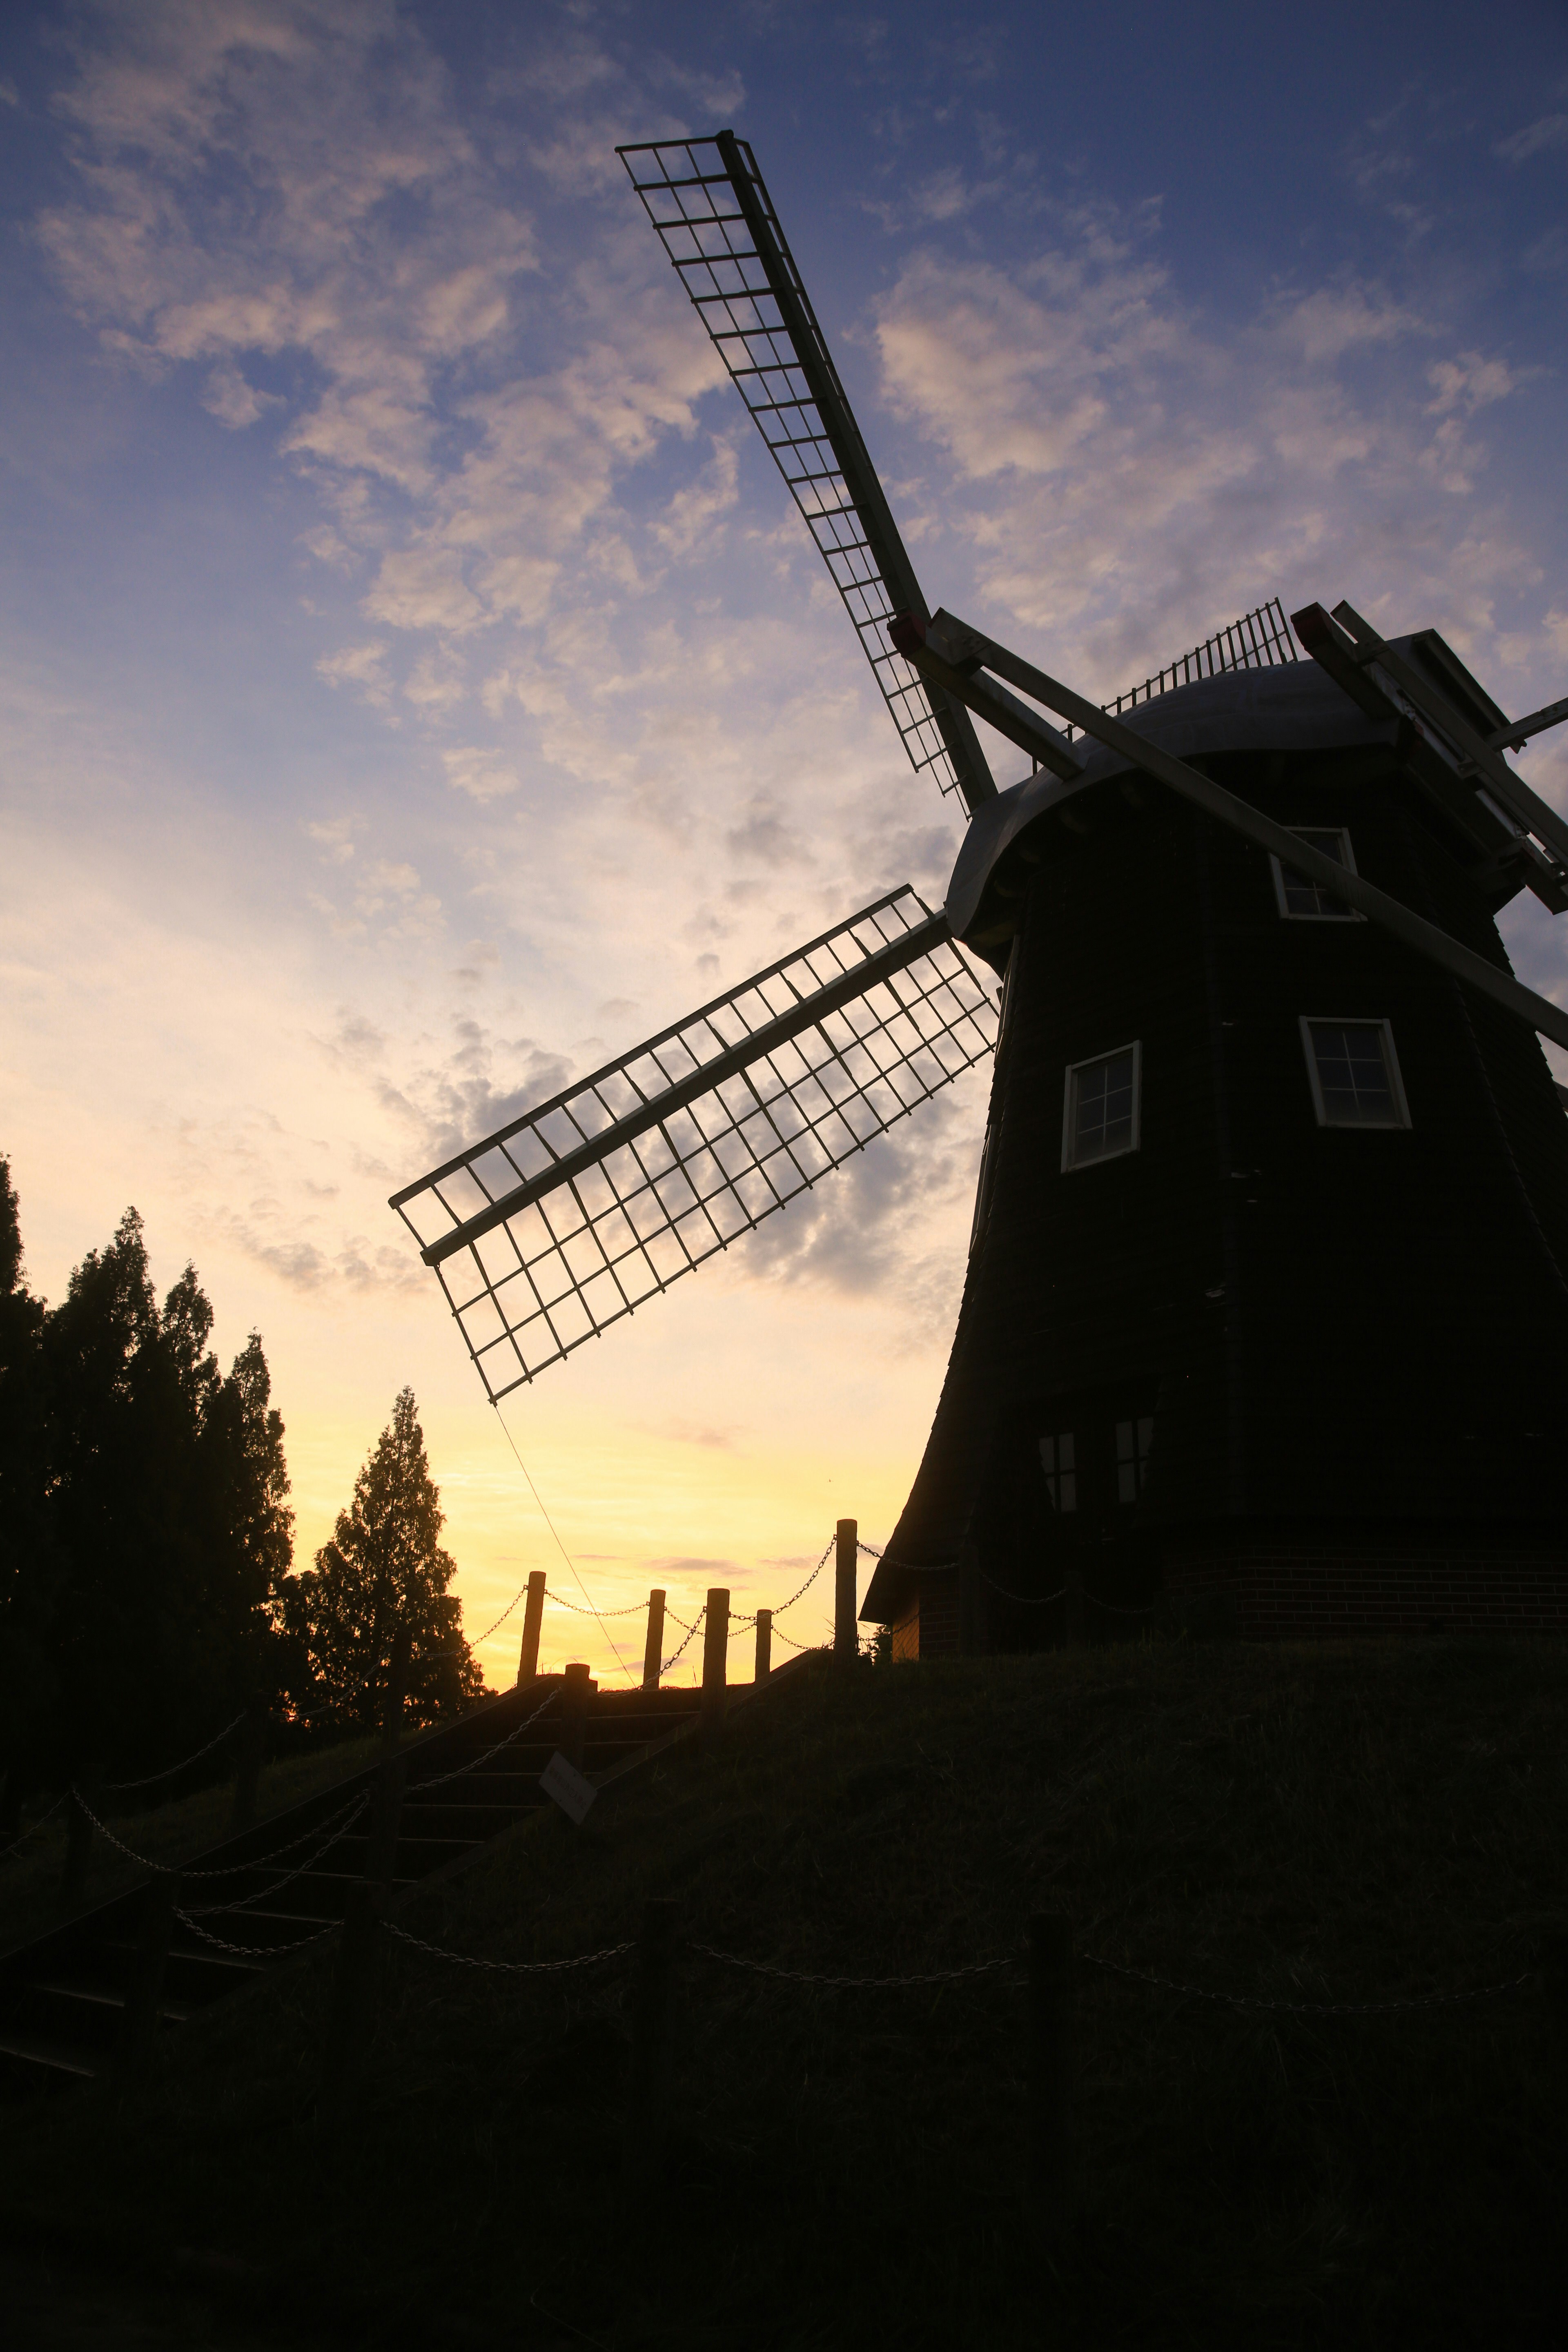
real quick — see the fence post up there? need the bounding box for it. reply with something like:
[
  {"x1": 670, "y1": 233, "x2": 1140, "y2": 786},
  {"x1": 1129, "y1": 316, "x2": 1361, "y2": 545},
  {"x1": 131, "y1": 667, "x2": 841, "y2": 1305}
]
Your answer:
[
  {"x1": 835, "y1": 1520, "x2": 858, "y2": 1663},
  {"x1": 517, "y1": 1572, "x2": 548, "y2": 1687},
  {"x1": 643, "y1": 1589, "x2": 666, "y2": 1692},
  {"x1": 123, "y1": 1871, "x2": 180, "y2": 2062},
  {"x1": 322, "y1": 1879, "x2": 382, "y2": 2107},
  {"x1": 561, "y1": 1663, "x2": 595, "y2": 1772},
  {"x1": 625, "y1": 1895, "x2": 677, "y2": 2177},
  {"x1": 754, "y1": 1608, "x2": 773, "y2": 1688},
  {"x1": 322, "y1": 1756, "x2": 405, "y2": 2107},
  {"x1": 701, "y1": 1589, "x2": 730, "y2": 1731},
  {"x1": 229, "y1": 1704, "x2": 265, "y2": 1834},
  {"x1": 366, "y1": 1752, "x2": 408, "y2": 1893},
  {"x1": 1064, "y1": 1567, "x2": 1085, "y2": 1646},
  {"x1": 381, "y1": 1624, "x2": 412, "y2": 1751},
  {"x1": 1029, "y1": 1912, "x2": 1075, "y2": 2211},
  {"x1": 59, "y1": 1786, "x2": 96, "y2": 1911}
]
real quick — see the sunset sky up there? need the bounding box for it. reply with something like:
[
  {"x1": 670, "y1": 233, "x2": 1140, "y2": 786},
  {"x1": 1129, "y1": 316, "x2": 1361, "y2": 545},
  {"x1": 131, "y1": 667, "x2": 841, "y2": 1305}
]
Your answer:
[{"x1": 4, "y1": 0, "x2": 1566, "y2": 1690}]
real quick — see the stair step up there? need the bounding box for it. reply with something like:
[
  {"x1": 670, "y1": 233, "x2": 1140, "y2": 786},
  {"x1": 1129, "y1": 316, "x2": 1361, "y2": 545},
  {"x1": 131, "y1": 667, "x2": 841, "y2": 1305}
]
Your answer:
[{"x1": 0, "y1": 2029, "x2": 98, "y2": 2080}]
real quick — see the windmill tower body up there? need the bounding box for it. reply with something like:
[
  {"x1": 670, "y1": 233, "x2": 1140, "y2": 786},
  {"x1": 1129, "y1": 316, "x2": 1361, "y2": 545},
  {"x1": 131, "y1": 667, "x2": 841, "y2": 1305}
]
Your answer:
[
  {"x1": 394, "y1": 134, "x2": 1568, "y2": 1650},
  {"x1": 863, "y1": 651, "x2": 1568, "y2": 1652}
]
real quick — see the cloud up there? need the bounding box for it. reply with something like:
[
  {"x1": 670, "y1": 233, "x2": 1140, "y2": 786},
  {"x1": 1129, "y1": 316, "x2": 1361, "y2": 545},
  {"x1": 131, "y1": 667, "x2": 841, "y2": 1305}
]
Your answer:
[
  {"x1": 1496, "y1": 113, "x2": 1568, "y2": 163},
  {"x1": 316, "y1": 639, "x2": 392, "y2": 704},
  {"x1": 200, "y1": 359, "x2": 280, "y2": 428},
  {"x1": 1275, "y1": 284, "x2": 1429, "y2": 365},
  {"x1": 441, "y1": 745, "x2": 521, "y2": 803}
]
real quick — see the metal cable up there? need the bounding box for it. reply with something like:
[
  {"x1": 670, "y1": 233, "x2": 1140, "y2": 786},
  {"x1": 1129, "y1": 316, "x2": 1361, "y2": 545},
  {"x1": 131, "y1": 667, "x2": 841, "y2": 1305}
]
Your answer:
[
  {"x1": 977, "y1": 1572, "x2": 1068, "y2": 1606},
  {"x1": 660, "y1": 1606, "x2": 706, "y2": 1678},
  {"x1": 103, "y1": 1711, "x2": 248, "y2": 1792},
  {"x1": 546, "y1": 1592, "x2": 648, "y2": 1617},
  {"x1": 1082, "y1": 1953, "x2": 1533, "y2": 2015},
  {"x1": 408, "y1": 1687, "x2": 561, "y2": 1794},
  {"x1": 693, "y1": 1943, "x2": 1017, "y2": 1989},
  {"x1": 185, "y1": 1792, "x2": 372, "y2": 1917},
  {"x1": 383, "y1": 1920, "x2": 634, "y2": 1974},
  {"x1": 0, "y1": 1789, "x2": 69, "y2": 1864},
  {"x1": 175, "y1": 1907, "x2": 336, "y2": 1959},
  {"x1": 72, "y1": 1786, "x2": 371, "y2": 1881}
]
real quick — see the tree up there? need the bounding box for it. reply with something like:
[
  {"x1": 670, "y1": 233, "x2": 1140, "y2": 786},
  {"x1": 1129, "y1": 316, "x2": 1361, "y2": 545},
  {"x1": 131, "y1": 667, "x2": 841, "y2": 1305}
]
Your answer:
[
  {"x1": 278, "y1": 1388, "x2": 484, "y2": 1733},
  {"x1": 0, "y1": 1160, "x2": 51, "y2": 1816},
  {"x1": 0, "y1": 1177, "x2": 296, "y2": 1791}
]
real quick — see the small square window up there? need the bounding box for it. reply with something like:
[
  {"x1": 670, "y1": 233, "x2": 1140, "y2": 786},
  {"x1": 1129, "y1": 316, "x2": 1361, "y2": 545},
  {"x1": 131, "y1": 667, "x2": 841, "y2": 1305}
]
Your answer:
[
  {"x1": 1062, "y1": 1042, "x2": 1141, "y2": 1172},
  {"x1": 1270, "y1": 827, "x2": 1361, "y2": 921},
  {"x1": 1039, "y1": 1432, "x2": 1076, "y2": 1513},
  {"x1": 1300, "y1": 1018, "x2": 1411, "y2": 1128},
  {"x1": 1115, "y1": 1416, "x2": 1154, "y2": 1505}
]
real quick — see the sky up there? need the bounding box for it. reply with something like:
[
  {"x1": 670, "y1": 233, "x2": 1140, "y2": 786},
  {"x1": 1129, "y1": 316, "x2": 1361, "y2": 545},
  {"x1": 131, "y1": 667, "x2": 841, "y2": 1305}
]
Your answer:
[{"x1": 3, "y1": 0, "x2": 1566, "y2": 1690}]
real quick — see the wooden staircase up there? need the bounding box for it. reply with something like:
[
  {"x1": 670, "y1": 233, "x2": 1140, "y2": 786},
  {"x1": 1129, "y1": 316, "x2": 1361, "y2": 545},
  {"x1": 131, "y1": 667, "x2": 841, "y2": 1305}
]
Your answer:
[{"x1": 0, "y1": 1674, "x2": 713, "y2": 2090}]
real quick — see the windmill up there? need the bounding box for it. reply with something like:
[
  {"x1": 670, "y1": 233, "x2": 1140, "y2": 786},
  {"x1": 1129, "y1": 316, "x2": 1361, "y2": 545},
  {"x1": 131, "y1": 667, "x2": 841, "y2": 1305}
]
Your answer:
[{"x1": 391, "y1": 135, "x2": 1568, "y2": 1653}]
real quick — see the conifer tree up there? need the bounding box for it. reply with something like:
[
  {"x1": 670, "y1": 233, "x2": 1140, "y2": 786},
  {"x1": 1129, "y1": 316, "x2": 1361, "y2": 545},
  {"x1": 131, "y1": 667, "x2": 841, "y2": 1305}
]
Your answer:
[{"x1": 279, "y1": 1388, "x2": 484, "y2": 1732}]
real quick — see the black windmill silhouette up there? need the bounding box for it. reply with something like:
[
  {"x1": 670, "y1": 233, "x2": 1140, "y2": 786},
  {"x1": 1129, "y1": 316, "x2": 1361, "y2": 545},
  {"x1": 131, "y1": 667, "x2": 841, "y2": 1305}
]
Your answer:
[{"x1": 393, "y1": 136, "x2": 1568, "y2": 1650}]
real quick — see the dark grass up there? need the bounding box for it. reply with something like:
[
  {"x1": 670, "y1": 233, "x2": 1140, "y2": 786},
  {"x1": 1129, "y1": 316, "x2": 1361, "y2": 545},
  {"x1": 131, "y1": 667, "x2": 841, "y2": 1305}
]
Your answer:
[
  {"x1": 0, "y1": 1735, "x2": 396, "y2": 1960},
  {"x1": 2, "y1": 1639, "x2": 1566, "y2": 2349}
]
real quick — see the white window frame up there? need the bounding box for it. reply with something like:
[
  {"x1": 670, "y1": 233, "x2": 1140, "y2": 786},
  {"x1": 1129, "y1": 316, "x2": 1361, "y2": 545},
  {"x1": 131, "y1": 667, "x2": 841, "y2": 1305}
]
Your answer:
[
  {"x1": 1299, "y1": 1016, "x2": 1412, "y2": 1129},
  {"x1": 1269, "y1": 826, "x2": 1363, "y2": 922},
  {"x1": 1061, "y1": 1040, "x2": 1143, "y2": 1174}
]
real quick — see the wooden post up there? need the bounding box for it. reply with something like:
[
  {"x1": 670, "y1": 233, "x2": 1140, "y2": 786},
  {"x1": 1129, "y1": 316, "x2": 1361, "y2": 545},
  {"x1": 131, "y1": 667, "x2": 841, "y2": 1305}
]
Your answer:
[
  {"x1": 834, "y1": 1519, "x2": 858, "y2": 1663},
  {"x1": 123, "y1": 1871, "x2": 180, "y2": 2060},
  {"x1": 625, "y1": 1896, "x2": 677, "y2": 2174},
  {"x1": 643, "y1": 1588, "x2": 666, "y2": 1691},
  {"x1": 59, "y1": 1786, "x2": 95, "y2": 1911},
  {"x1": 229, "y1": 1704, "x2": 265, "y2": 1835},
  {"x1": 701, "y1": 1589, "x2": 730, "y2": 1730},
  {"x1": 381, "y1": 1623, "x2": 412, "y2": 1751},
  {"x1": 365, "y1": 1753, "x2": 407, "y2": 1893},
  {"x1": 1540, "y1": 1927, "x2": 1568, "y2": 2045},
  {"x1": 1064, "y1": 1566, "x2": 1085, "y2": 1646},
  {"x1": 517, "y1": 1571, "x2": 547, "y2": 1687},
  {"x1": 561, "y1": 1662, "x2": 595, "y2": 1771},
  {"x1": 1029, "y1": 1912, "x2": 1074, "y2": 2207},
  {"x1": 322, "y1": 1878, "x2": 382, "y2": 2106},
  {"x1": 754, "y1": 1608, "x2": 773, "y2": 1687}
]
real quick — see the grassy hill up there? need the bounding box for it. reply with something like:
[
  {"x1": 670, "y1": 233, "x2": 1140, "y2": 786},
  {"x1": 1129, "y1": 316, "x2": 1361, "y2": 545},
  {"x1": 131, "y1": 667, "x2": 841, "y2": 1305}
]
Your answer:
[{"x1": 2, "y1": 1637, "x2": 1566, "y2": 2349}]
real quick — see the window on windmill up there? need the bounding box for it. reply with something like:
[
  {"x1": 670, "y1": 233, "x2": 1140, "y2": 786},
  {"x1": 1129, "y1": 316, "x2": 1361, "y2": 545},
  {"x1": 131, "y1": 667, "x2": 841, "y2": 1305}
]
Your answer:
[
  {"x1": 1270, "y1": 827, "x2": 1361, "y2": 921},
  {"x1": 1301, "y1": 1018, "x2": 1412, "y2": 1129},
  {"x1": 1116, "y1": 1416, "x2": 1154, "y2": 1505},
  {"x1": 1039, "y1": 1433, "x2": 1077, "y2": 1512},
  {"x1": 1062, "y1": 1042, "x2": 1141, "y2": 1172}
]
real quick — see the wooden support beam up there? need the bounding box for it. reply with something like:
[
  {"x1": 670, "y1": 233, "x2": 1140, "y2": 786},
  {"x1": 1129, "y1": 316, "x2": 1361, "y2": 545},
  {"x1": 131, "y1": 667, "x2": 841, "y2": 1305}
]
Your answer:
[
  {"x1": 517, "y1": 1571, "x2": 547, "y2": 1687},
  {"x1": 1029, "y1": 1913, "x2": 1075, "y2": 2208},
  {"x1": 754, "y1": 1608, "x2": 773, "y2": 1687},
  {"x1": 561, "y1": 1663, "x2": 595, "y2": 1771},
  {"x1": 123, "y1": 1871, "x2": 180, "y2": 2062},
  {"x1": 643, "y1": 1589, "x2": 666, "y2": 1691},
  {"x1": 835, "y1": 1521, "x2": 858, "y2": 1663},
  {"x1": 701, "y1": 1590, "x2": 730, "y2": 1730}
]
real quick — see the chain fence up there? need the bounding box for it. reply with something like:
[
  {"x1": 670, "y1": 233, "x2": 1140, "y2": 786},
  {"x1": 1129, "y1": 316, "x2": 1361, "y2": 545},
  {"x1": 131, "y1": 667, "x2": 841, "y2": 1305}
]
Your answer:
[
  {"x1": 103, "y1": 1711, "x2": 250, "y2": 1794},
  {"x1": 384, "y1": 1920, "x2": 635, "y2": 1974},
  {"x1": 363, "y1": 1909, "x2": 1537, "y2": 2019}
]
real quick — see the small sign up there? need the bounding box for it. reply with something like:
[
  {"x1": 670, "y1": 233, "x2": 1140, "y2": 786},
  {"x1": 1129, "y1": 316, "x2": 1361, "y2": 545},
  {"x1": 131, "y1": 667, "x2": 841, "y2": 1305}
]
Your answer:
[{"x1": 539, "y1": 1749, "x2": 597, "y2": 1825}]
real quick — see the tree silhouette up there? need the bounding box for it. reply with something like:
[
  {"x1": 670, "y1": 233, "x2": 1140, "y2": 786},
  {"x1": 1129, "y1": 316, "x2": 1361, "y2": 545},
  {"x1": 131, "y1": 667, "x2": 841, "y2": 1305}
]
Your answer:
[
  {"x1": 0, "y1": 1173, "x2": 296, "y2": 1798},
  {"x1": 279, "y1": 1388, "x2": 483, "y2": 1733}
]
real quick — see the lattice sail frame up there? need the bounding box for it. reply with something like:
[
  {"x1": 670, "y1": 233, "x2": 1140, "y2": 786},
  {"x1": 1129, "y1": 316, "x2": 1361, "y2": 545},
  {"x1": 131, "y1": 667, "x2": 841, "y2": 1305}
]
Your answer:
[
  {"x1": 1068, "y1": 599, "x2": 1298, "y2": 741},
  {"x1": 619, "y1": 135, "x2": 981, "y2": 806},
  {"x1": 390, "y1": 890, "x2": 997, "y2": 1401}
]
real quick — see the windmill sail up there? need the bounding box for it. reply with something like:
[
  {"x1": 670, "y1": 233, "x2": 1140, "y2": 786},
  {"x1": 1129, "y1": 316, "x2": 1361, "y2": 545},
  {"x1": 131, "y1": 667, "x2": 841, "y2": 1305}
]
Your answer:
[
  {"x1": 618, "y1": 131, "x2": 996, "y2": 815},
  {"x1": 390, "y1": 889, "x2": 997, "y2": 1401}
]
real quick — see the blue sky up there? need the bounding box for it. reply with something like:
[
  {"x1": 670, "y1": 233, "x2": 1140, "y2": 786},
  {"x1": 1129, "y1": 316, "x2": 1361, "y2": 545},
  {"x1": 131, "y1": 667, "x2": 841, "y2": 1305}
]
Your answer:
[{"x1": 3, "y1": 0, "x2": 1566, "y2": 1680}]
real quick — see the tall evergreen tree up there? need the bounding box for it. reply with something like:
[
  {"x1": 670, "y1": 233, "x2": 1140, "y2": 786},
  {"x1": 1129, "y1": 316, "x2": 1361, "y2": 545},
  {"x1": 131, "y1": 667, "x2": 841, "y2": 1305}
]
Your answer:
[
  {"x1": 0, "y1": 1161, "x2": 51, "y2": 1814},
  {"x1": 279, "y1": 1388, "x2": 484, "y2": 1733},
  {"x1": 0, "y1": 1177, "x2": 296, "y2": 1789}
]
